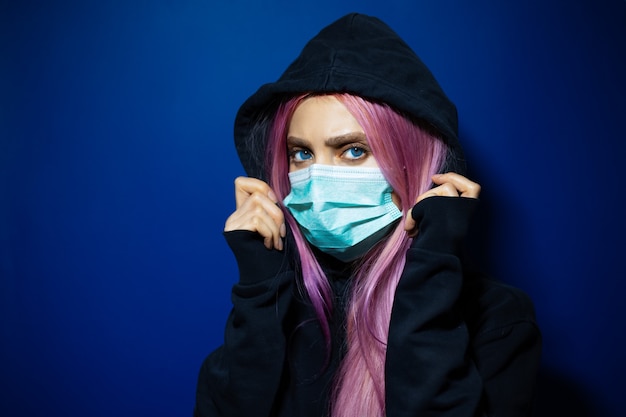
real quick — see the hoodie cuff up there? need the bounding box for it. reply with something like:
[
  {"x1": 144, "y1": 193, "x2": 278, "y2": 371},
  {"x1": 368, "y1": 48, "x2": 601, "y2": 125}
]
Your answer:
[
  {"x1": 410, "y1": 196, "x2": 479, "y2": 256},
  {"x1": 223, "y1": 230, "x2": 290, "y2": 285}
]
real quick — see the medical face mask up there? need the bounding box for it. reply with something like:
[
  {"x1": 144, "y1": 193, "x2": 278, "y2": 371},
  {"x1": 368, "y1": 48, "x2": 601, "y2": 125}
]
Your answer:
[{"x1": 283, "y1": 164, "x2": 402, "y2": 262}]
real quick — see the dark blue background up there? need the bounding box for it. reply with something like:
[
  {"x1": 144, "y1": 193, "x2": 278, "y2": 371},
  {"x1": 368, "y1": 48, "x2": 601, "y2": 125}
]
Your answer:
[{"x1": 2, "y1": 1, "x2": 625, "y2": 416}]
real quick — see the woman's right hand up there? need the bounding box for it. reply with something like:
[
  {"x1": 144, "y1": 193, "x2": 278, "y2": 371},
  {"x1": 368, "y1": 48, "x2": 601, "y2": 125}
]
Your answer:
[{"x1": 224, "y1": 177, "x2": 286, "y2": 250}]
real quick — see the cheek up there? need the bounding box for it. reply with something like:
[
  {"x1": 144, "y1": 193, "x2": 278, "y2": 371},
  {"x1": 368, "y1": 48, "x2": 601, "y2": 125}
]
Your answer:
[{"x1": 363, "y1": 156, "x2": 381, "y2": 168}]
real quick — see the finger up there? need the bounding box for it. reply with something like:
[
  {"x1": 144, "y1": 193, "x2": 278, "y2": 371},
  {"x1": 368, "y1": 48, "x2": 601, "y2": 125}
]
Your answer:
[
  {"x1": 226, "y1": 207, "x2": 284, "y2": 250},
  {"x1": 414, "y1": 182, "x2": 459, "y2": 205},
  {"x1": 243, "y1": 190, "x2": 285, "y2": 228},
  {"x1": 233, "y1": 176, "x2": 278, "y2": 208},
  {"x1": 227, "y1": 194, "x2": 285, "y2": 233},
  {"x1": 231, "y1": 176, "x2": 285, "y2": 243},
  {"x1": 225, "y1": 191, "x2": 285, "y2": 250},
  {"x1": 432, "y1": 173, "x2": 481, "y2": 198},
  {"x1": 404, "y1": 213, "x2": 418, "y2": 236},
  {"x1": 251, "y1": 214, "x2": 283, "y2": 250}
]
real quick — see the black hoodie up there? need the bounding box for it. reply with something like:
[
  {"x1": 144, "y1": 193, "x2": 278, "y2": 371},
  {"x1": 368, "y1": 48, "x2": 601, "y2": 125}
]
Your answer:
[
  {"x1": 234, "y1": 13, "x2": 465, "y2": 180},
  {"x1": 195, "y1": 13, "x2": 541, "y2": 417}
]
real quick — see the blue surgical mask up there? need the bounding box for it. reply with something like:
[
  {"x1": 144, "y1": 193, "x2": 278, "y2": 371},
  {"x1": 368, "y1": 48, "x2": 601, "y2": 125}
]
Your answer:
[{"x1": 283, "y1": 164, "x2": 402, "y2": 262}]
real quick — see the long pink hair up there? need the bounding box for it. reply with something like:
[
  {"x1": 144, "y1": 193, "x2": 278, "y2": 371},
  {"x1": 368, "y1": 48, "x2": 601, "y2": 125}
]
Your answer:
[{"x1": 265, "y1": 93, "x2": 447, "y2": 417}]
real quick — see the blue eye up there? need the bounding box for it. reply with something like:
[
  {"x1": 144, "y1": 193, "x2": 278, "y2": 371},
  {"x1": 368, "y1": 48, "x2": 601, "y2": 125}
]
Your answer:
[
  {"x1": 345, "y1": 147, "x2": 365, "y2": 159},
  {"x1": 292, "y1": 149, "x2": 312, "y2": 162}
]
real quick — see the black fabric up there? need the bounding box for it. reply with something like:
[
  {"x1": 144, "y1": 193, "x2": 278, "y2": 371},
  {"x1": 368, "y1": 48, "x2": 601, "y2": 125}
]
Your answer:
[
  {"x1": 411, "y1": 196, "x2": 479, "y2": 255},
  {"x1": 234, "y1": 13, "x2": 466, "y2": 180},
  {"x1": 195, "y1": 198, "x2": 541, "y2": 417},
  {"x1": 195, "y1": 12, "x2": 541, "y2": 417}
]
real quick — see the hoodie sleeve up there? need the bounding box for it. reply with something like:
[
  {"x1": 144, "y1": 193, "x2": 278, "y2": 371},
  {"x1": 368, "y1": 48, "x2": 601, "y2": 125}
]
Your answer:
[
  {"x1": 194, "y1": 230, "x2": 294, "y2": 417},
  {"x1": 463, "y1": 278, "x2": 542, "y2": 417},
  {"x1": 385, "y1": 196, "x2": 540, "y2": 417},
  {"x1": 385, "y1": 196, "x2": 483, "y2": 417}
]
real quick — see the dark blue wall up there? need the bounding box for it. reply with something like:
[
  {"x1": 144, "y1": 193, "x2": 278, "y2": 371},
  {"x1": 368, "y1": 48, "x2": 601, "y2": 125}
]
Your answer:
[{"x1": 2, "y1": 1, "x2": 625, "y2": 416}]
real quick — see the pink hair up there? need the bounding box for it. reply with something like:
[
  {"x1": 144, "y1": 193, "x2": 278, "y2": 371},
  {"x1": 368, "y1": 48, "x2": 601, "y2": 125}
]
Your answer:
[{"x1": 265, "y1": 93, "x2": 447, "y2": 417}]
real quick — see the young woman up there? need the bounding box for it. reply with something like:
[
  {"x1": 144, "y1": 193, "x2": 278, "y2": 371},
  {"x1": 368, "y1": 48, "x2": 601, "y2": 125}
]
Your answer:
[{"x1": 195, "y1": 13, "x2": 541, "y2": 417}]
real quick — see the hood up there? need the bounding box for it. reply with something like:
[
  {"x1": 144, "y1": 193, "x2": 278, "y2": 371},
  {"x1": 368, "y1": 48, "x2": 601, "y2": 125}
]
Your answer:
[{"x1": 234, "y1": 12, "x2": 465, "y2": 180}]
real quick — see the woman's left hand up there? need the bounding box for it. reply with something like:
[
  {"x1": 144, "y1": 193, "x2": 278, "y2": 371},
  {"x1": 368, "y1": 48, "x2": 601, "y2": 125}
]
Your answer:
[{"x1": 404, "y1": 173, "x2": 481, "y2": 233}]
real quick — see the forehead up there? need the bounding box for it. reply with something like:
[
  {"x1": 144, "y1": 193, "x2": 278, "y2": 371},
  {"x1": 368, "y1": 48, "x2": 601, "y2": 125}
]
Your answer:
[{"x1": 287, "y1": 96, "x2": 365, "y2": 140}]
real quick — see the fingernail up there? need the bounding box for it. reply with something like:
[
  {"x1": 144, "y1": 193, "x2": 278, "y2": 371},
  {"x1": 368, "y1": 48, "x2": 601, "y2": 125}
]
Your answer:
[
  {"x1": 268, "y1": 190, "x2": 278, "y2": 203},
  {"x1": 280, "y1": 223, "x2": 286, "y2": 238}
]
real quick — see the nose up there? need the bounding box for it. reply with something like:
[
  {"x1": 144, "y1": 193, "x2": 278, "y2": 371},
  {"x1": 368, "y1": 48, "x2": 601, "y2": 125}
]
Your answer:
[
  {"x1": 314, "y1": 156, "x2": 333, "y2": 165},
  {"x1": 310, "y1": 148, "x2": 335, "y2": 166}
]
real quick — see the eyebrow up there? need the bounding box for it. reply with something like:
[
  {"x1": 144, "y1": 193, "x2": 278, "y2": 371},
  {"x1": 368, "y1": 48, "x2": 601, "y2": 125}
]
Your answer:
[{"x1": 287, "y1": 132, "x2": 368, "y2": 147}]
